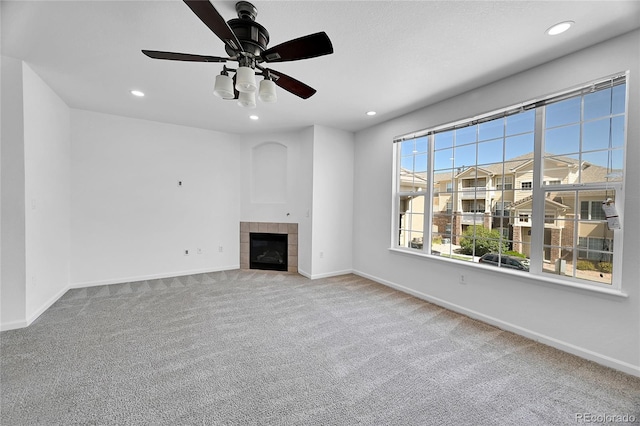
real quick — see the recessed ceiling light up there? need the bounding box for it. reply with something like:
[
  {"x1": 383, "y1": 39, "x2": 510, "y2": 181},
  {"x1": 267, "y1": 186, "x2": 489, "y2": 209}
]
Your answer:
[
  {"x1": 130, "y1": 90, "x2": 145, "y2": 97},
  {"x1": 366, "y1": 111, "x2": 377, "y2": 116},
  {"x1": 546, "y1": 21, "x2": 574, "y2": 36},
  {"x1": 249, "y1": 115, "x2": 259, "y2": 120}
]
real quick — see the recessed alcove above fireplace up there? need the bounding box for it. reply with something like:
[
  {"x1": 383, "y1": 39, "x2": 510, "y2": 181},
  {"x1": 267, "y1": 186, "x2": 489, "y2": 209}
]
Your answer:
[{"x1": 240, "y1": 222, "x2": 298, "y2": 273}]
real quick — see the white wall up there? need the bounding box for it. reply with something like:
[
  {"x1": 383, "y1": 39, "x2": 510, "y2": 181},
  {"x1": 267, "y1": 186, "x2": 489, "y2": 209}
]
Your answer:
[
  {"x1": 22, "y1": 63, "x2": 71, "y2": 320},
  {"x1": 310, "y1": 125, "x2": 354, "y2": 278},
  {"x1": 352, "y1": 30, "x2": 640, "y2": 376},
  {"x1": 239, "y1": 126, "x2": 354, "y2": 278},
  {"x1": 70, "y1": 110, "x2": 241, "y2": 286},
  {"x1": 1, "y1": 56, "x2": 27, "y2": 329},
  {"x1": 240, "y1": 128, "x2": 314, "y2": 274},
  {"x1": 1, "y1": 58, "x2": 71, "y2": 330}
]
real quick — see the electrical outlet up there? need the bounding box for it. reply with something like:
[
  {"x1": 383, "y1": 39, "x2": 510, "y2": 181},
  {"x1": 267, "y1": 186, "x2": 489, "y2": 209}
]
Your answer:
[
  {"x1": 218, "y1": 246, "x2": 223, "y2": 253},
  {"x1": 459, "y1": 274, "x2": 466, "y2": 285},
  {"x1": 319, "y1": 251, "x2": 324, "y2": 259},
  {"x1": 184, "y1": 249, "x2": 190, "y2": 256},
  {"x1": 197, "y1": 248, "x2": 203, "y2": 255}
]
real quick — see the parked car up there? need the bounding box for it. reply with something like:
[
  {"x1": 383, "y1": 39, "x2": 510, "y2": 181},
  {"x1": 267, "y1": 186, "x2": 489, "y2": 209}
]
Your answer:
[{"x1": 478, "y1": 253, "x2": 530, "y2": 271}]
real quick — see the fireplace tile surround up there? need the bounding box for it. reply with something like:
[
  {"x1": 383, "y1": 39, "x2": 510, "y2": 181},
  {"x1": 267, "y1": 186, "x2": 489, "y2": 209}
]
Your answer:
[{"x1": 240, "y1": 222, "x2": 298, "y2": 273}]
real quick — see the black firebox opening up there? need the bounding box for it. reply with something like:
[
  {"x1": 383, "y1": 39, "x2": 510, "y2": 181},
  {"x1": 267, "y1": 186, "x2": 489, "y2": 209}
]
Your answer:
[{"x1": 249, "y1": 233, "x2": 288, "y2": 271}]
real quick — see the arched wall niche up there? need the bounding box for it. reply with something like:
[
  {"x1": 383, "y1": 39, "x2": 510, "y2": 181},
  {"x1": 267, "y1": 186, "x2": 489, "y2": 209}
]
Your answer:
[{"x1": 251, "y1": 141, "x2": 287, "y2": 203}]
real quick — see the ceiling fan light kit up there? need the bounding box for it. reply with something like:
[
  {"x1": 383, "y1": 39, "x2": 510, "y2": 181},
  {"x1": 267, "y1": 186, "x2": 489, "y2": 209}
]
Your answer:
[
  {"x1": 213, "y1": 73, "x2": 235, "y2": 99},
  {"x1": 235, "y1": 66, "x2": 258, "y2": 93},
  {"x1": 237, "y1": 91, "x2": 257, "y2": 109},
  {"x1": 142, "y1": 0, "x2": 334, "y2": 108},
  {"x1": 258, "y1": 79, "x2": 277, "y2": 103}
]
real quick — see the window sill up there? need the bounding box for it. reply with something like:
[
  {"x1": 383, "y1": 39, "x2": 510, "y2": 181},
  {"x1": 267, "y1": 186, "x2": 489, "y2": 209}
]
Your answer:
[{"x1": 388, "y1": 247, "x2": 628, "y2": 298}]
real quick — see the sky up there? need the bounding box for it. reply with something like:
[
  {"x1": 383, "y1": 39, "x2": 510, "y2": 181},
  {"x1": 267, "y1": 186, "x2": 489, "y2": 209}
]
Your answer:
[{"x1": 400, "y1": 84, "x2": 626, "y2": 177}]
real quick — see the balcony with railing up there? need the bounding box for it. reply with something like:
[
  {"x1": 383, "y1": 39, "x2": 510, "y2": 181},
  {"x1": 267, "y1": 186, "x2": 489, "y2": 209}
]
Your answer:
[
  {"x1": 458, "y1": 188, "x2": 488, "y2": 200},
  {"x1": 460, "y1": 212, "x2": 486, "y2": 224}
]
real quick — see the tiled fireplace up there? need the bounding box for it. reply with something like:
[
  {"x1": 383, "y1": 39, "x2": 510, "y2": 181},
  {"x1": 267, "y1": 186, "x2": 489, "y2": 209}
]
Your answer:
[{"x1": 240, "y1": 222, "x2": 298, "y2": 273}]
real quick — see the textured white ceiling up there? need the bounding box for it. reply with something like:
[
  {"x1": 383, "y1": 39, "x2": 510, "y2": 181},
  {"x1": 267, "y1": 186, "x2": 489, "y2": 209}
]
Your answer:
[{"x1": 2, "y1": 0, "x2": 640, "y2": 134}]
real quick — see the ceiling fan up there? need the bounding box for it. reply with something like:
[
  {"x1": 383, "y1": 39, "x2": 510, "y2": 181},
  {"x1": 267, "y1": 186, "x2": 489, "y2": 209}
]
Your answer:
[{"x1": 142, "y1": 0, "x2": 334, "y2": 107}]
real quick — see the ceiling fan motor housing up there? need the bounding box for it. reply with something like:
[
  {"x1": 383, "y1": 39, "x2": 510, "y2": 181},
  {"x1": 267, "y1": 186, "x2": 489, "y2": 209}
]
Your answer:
[
  {"x1": 226, "y1": 18, "x2": 269, "y2": 57},
  {"x1": 225, "y1": 1, "x2": 269, "y2": 58}
]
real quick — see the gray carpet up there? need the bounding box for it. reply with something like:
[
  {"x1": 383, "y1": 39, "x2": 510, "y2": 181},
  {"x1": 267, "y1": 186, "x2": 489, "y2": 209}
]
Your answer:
[{"x1": 1, "y1": 270, "x2": 639, "y2": 425}]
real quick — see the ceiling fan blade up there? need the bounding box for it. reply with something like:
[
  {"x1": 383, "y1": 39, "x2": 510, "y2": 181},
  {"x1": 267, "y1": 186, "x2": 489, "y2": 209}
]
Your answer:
[
  {"x1": 183, "y1": 0, "x2": 243, "y2": 52},
  {"x1": 142, "y1": 50, "x2": 228, "y2": 63},
  {"x1": 261, "y1": 32, "x2": 333, "y2": 63},
  {"x1": 267, "y1": 68, "x2": 316, "y2": 99}
]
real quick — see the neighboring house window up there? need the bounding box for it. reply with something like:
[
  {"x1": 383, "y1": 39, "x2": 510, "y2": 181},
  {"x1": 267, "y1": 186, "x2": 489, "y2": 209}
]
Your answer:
[
  {"x1": 393, "y1": 74, "x2": 626, "y2": 289},
  {"x1": 578, "y1": 237, "x2": 613, "y2": 262},
  {"x1": 494, "y1": 201, "x2": 510, "y2": 217},
  {"x1": 445, "y1": 201, "x2": 452, "y2": 214},
  {"x1": 518, "y1": 212, "x2": 531, "y2": 224},
  {"x1": 497, "y1": 176, "x2": 513, "y2": 189},
  {"x1": 581, "y1": 200, "x2": 607, "y2": 221}
]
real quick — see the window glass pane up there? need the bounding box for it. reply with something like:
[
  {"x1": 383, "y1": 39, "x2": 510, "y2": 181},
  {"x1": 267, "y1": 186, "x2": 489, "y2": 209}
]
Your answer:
[
  {"x1": 505, "y1": 133, "x2": 534, "y2": 161},
  {"x1": 433, "y1": 192, "x2": 454, "y2": 213},
  {"x1": 434, "y1": 170, "x2": 454, "y2": 192},
  {"x1": 479, "y1": 118, "x2": 504, "y2": 141},
  {"x1": 454, "y1": 144, "x2": 476, "y2": 169},
  {"x1": 455, "y1": 126, "x2": 477, "y2": 145},
  {"x1": 611, "y1": 115, "x2": 625, "y2": 148},
  {"x1": 546, "y1": 97, "x2": 581, "y2": 127},
  {"x1": 612, "y1": 83, "x2": 626, "y2": 115},
  {"x1": 543, "y1": 154, "x2": 579, "y2": 184},
  {"x1": 400, "y1": 139, "x2": 415, "y2": 157},
  {"x1": 435, "y1": 130, "x2": 454, "y2": 150},
  {"x1": 477, "y1": 139, "x2": 503, "y2": 165},
  {"x1": 583, "y1": 118, "x2": 611, "y2": 152},
  {"x1": 415, "y1": 136, "x2": 428, "y2": 153},
  {"x1": 506, "y1": 110, "x2": 534, "y2": 136},
  {"x1": 400, "y1": 155, "x2": 414, "y2": 171},
  {"x1": 414, "y1": 154, "x2": 428, "y2": 174},
  {"x1": 584, "y1": 88, "x2": 612, "y2": 121},
  {"x1": 431, "y1": 214, "x2": 454, "y2": 256},
  {"x1": 545, "y1": 125, "x2": 580, "y2": 155},
  {"x1": 434, "y1": 149, "x2": 454, "y2": 171},
  {"x1": 398, "y1": 195, "x2": 425, "y2": 249},
  {"x1": 575, "y1": 223, "x2": 614, "y2": 285},
  {"x1": 581, "y1": 153, "x2": 622, "y2": 183},
  {"x1": 542, "y1": 247, "x2": 574, "y2": 277},
  {"x1": 459, "y1": 225, "x2": 510, "y2": 260}
]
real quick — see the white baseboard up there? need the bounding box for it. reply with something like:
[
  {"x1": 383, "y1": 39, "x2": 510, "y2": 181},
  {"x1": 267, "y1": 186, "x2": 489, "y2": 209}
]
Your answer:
[
  {"x1": 26, "y1": 284, "x2": 71, "y2": 326},
  {"x1": 297, "y1": 269, "x2": 311, "y2": 279},
  {"x1": 0, "y1": 319, "x2": 29, "y2": 332},
  {"x1": 297, "y1": 269, "x2": 354, "y2": 280},
  {"x1": 353, "y1": 269, "x2": 640, "y2": 378},
  {"x1": 1, "y1": 284, "x2": 71, "y2": 332},
  {"x1": 69, "y1": 265, "x2": 240, "y2": 289}
]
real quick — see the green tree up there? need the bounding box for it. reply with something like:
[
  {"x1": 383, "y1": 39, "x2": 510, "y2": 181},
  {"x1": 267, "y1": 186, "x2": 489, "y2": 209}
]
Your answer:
[{"x1": 459, "y1": 225, "x2": 508, "y2": 256}]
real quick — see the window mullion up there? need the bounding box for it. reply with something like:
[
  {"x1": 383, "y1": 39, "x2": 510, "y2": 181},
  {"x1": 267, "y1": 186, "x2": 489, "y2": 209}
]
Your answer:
[
  {"x1": 529, "y1": 107, "x2": 545, "y2": 274},
  {"x1": 425, "y1": 133, "x2": 434, "y2": 254}
]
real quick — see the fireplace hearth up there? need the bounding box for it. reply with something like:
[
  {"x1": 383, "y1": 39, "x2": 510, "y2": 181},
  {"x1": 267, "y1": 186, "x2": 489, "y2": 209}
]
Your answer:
[{"x1": 240, "y1": 222, "x2": 298, "y2": 273}]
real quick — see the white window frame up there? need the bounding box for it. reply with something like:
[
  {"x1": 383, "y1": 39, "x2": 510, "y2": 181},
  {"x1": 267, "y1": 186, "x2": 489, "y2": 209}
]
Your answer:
[{"x1": 392, "y1": 73, "x2": 627, "y2": 292}]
